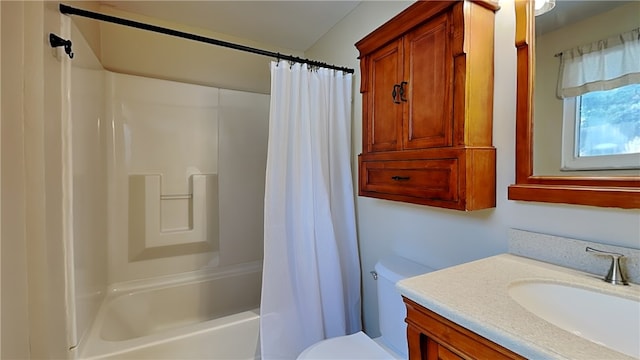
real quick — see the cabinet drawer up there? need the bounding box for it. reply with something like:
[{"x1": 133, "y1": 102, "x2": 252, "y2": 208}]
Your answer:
[{"x1": 360, "y1": 158, "x2": 458, "y2": 201}]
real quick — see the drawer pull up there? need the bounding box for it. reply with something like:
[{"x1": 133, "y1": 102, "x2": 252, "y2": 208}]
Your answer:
[{"x1": 391, "y1": 176, "x2": 411, "y2": 181}]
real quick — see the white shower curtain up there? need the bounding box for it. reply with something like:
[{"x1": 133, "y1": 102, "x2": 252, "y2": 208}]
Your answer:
[{"x1": 260, "y1": 61, "x2": 361, "y2": 360}]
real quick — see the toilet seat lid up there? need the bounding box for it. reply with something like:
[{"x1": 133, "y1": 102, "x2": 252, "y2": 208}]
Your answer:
[{"x1": 297, "y1": 331, "x2": 394, "y2": 359}]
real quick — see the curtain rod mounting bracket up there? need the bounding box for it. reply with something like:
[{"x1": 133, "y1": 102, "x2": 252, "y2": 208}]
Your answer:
[{"x1": 49, "y1": 33, "x2": 74, "y2": 59}]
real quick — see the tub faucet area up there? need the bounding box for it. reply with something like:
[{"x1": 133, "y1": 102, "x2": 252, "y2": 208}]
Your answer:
[{"x1": 586, "y1": 247, "x2": 629, "y2": 286}]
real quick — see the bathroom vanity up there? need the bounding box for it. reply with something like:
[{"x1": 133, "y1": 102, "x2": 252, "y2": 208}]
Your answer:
[
  {"x1": 404, "y1": 297, "x2": 524, "y2": 360},
  {"x1": 398, "y1": 252, "x2": 640, "y2": 359}
]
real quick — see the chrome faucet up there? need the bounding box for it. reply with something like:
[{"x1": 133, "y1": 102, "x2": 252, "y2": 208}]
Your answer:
[{"x1": 586, "y1": 247, "x2": 629, "y2": 285}]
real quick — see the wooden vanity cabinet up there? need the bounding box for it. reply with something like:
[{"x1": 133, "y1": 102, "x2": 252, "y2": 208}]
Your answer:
[
  {"x1": 356, "y1": 0, "x2": 499, "y2": 210},
  {"x1": 404, "y1": 298, "x2": 526, "y2": 360}
]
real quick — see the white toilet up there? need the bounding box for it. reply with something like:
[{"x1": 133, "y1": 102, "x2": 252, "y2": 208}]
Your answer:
[{"x1": 298, "y1": 255, "x2": 434, "y2": 359}]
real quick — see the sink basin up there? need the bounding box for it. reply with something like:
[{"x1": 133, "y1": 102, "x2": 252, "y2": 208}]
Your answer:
[{"x1": 508, "y1": 281, "x2": 640, "y2": 358}]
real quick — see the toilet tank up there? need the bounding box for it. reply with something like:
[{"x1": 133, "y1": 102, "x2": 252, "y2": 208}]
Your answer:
[{"x1": 374, "y1": 255, "x2": 434, "y2": 357}]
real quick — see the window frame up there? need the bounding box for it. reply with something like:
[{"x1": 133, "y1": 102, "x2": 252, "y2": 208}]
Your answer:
[{"x1": 561, "y1": 91, "x2": 640, "y2": 171}]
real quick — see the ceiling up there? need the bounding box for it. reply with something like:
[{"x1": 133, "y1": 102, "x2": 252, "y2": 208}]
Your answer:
[
  {"x1": 536, "y1": 1, "x2": 632, "y2": 35},
  {"x1": 98, "y1": 1, "x2": 361, "y2": 51}
]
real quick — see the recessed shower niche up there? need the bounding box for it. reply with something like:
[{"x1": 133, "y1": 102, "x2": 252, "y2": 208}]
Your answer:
[{"x1": 128, "y1": 173, "x2": 219, "y2": 261}]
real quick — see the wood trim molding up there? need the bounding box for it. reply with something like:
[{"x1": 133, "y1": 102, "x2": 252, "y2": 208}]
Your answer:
[
  {"x1": 507, "y1": 0, "x2": 640, "y2": 209},
  {"x1": 355, "y1": 0, "x2": 499, "y2": 57}
]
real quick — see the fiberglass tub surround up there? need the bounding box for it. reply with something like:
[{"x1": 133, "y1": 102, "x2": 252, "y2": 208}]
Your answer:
[
  {"x1": 75, "y1": 72, "x2": 268, "y2": 358},
  {"x1": 106, "y1": 71, "x2": 268, "y2": 282},
  {"x1": 68, "y1": 17, "x2": 269, "y2": 358}
]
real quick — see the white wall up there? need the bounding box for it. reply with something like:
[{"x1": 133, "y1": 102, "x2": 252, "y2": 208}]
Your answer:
[
  {"x1": 0, "y1": 2, "x2": 3, "y2": 355},
  {"x1": 1, "y1": 1, "x2": 73, "y2": 358},
  {"x1": 307, "y1": 0, "x2": 640, "y2": 337},
  {"x1": 1, "y1": 2, "x2": 30, "y2": 358},
  {"x1": 97, "y1": 6, "x2": 301, "y2": 95}
]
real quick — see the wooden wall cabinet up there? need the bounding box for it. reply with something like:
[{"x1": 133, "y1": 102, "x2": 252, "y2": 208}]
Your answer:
[
  {"x1": 356, "y1": 0, "x2": 499, "y2": 210},
  {"x1": 404, "y1": 298, "x2": 526, "y2": 360}
]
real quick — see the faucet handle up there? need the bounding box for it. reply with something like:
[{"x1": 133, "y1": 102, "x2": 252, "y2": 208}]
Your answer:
[{"x1": 586, "y1": 247, "x2": 629, "y2": 285}]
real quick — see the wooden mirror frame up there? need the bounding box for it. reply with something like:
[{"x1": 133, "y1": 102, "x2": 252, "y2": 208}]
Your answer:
[{"x1": 507, "y1": 0, "x2": 640, "y2": 209}]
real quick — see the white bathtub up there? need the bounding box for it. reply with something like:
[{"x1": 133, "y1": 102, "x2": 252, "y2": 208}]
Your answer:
[{"x1": 77, "y1": 261, "x2": 262, "y2": 359}]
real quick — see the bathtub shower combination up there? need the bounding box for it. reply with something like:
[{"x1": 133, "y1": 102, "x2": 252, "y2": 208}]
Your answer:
[
  {"x1": 66, "y1": 19, "x2": 269, "y2": 360},
  {"x1": 79, "y1": 262, "x2": 262, "y2": 359}
]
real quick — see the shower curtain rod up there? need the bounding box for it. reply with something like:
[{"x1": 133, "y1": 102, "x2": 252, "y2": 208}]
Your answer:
[{"x1": 58, "y1": 4, "x2": 354, "y2": 74}]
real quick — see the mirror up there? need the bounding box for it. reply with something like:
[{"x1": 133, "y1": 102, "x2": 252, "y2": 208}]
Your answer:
[
  {"x1": 508, "y1": 0, "x2": 640, "y2": 208},
  {"x1": 533, "y1": 1, "x2": 639, "y2": 177}
]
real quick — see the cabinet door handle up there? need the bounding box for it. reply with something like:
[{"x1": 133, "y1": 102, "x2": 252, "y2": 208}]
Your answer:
[
  {"x1": 391, "y1": 176, "x2": 410, "y2": 181},
  {"x1": 392, "y1": 84, "x2": 401, "y2": 104},
  {"x1": 399, "y1": 81, "x2": 408, "y2": 102}
]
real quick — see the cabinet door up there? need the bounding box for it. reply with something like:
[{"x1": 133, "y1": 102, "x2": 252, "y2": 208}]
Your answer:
[
  {"x1": 365, "y1": 39, "x2": 403, "y2": 153},
  {"x1": 403, "y1": 12, "x2": 453, "y2": 150}
]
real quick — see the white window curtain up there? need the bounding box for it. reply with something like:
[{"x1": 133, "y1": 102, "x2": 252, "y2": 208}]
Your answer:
[
  {"x1": 260, "y1": 61, "x2": 361, "y2": 360},
  {"x1": 557, "y1": 27, "x2": 640, "y2": 98}
]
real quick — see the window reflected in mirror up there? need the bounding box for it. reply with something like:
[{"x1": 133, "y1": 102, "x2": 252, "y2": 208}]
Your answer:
[
  {"x1": 533, "y1": 1, "x2": 640, "y2": 176},
  {"x1": 508, "y1": 0, "x2": 640, "y2": 208},
  {"x1": 562, "y1": 83, "x2": 640, "y2": 171}
]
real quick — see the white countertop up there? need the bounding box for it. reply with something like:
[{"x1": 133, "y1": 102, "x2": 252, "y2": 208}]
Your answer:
[{"x1": 397, "y1": 254, "x2": 640, "y2": 360}]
